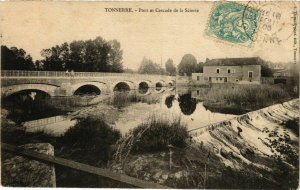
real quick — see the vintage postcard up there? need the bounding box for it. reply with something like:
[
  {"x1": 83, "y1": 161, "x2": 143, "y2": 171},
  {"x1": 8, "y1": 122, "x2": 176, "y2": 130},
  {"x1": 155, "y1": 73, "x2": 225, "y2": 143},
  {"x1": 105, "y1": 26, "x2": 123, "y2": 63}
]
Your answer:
[{"x1": 0, "y1": 1, "x2": 299, "y2": 189}]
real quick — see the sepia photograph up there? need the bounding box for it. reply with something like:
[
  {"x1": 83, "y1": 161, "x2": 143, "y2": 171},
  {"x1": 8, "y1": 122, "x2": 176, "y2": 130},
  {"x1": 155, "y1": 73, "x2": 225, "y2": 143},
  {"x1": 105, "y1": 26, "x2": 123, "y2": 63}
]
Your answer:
[{"x1": 0, "y1": 1, "x2": 299, "y2": 189}]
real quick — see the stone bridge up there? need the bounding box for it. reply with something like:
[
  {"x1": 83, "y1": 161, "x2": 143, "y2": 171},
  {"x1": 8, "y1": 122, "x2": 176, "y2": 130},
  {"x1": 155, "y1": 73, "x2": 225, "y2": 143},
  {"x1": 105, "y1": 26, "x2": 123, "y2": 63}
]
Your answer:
[{"x1": 1, "y1": 70, "x2": 176, "y2": 98}]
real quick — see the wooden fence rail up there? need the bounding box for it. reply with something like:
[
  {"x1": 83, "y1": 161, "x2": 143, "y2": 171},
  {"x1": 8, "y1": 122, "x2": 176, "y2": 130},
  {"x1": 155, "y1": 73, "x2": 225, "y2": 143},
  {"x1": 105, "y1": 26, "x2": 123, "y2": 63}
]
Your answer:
[{"x1": 2, "y1": 143, "x2": 169, "y2": 189}]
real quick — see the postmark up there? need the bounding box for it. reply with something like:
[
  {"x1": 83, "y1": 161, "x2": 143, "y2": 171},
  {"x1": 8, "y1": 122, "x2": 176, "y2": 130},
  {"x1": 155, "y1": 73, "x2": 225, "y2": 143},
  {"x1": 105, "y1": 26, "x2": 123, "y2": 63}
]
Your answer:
[
  {"x1": 206, "y1": 2, "x2": 261, "y2": 47},
  {"x1": 243, "y1": 1, "x2": 295, "y2": 45}
]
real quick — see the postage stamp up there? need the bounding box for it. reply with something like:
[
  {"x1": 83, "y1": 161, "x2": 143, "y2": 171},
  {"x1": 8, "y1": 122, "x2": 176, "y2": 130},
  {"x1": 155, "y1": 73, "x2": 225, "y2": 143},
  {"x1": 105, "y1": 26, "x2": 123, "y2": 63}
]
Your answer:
[{"x1": 206, "y1": 2, "x2": 261, "y2": 47}]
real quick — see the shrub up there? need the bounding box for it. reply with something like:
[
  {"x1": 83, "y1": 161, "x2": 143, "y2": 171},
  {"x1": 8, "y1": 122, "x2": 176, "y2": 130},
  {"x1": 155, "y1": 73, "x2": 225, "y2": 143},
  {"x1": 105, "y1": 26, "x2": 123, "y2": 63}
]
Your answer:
[
  {"x1": 59, "y1": 117, "x2": 121, "y2": 165},
  {"x1": 284, "y1": 119, "x2": 299, "y2": 136},
  {"x1": 110, "y1": 91, "x2": 138, "y2": 108},
  {"x1": 131, "y1": 116, "x2": 189, "y2": 153}
]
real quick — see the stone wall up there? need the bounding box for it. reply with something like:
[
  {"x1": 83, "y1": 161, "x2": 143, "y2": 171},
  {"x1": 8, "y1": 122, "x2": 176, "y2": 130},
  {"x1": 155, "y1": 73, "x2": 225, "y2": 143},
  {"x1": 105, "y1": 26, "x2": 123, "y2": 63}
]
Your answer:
[{"x1": 1, "y1": 143, "x2": 56, "y2": 187}]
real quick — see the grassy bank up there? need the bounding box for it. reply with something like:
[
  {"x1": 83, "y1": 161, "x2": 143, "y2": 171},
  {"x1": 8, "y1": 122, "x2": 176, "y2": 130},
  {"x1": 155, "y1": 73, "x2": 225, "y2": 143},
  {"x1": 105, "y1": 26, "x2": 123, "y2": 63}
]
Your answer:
[
  {"x1": 131, "y1": 116, "x2": 189, "y2": 153},
  {"x1": 109, "y1": 91, "x2": 161, "y2": 108},
  {"x1": 202, "y1": 84, "x2": 291, "y2": 113},
  {"x1": 109, "y1": 91, "x2": 138, "y2": 108},
  {"x1": 113, "y1": 116, "x2": 189, "y2": 163}
]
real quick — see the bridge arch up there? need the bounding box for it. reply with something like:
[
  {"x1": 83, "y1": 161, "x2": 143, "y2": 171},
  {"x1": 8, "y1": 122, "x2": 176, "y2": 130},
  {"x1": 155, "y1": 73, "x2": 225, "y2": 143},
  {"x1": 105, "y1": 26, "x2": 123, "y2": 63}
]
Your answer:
[
  {"x1": 155, "y1": 80, "x2": 167, "y2": 87},
  {"x1": 1, "y1": 84, "x2": 58, "y2": 98},
  {"x1": 112, "y1": 81, "x2": 135, "y2": 92},
  {"x1": 137, "y1": 80, "x2": 153, "y2": 95},
  {"x1": 71, "y1": 82, "x2": 107, "y2": 96},
  {"x1": 167, "y1": 80, "x2": 175, "y2": 87}
]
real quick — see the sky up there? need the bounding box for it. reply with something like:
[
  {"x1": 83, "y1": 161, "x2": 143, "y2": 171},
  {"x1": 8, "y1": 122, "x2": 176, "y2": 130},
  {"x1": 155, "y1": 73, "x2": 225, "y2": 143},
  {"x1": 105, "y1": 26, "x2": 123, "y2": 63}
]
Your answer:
[{"x1": 0, "y1": 1, "x2": 298, "y2": 70}]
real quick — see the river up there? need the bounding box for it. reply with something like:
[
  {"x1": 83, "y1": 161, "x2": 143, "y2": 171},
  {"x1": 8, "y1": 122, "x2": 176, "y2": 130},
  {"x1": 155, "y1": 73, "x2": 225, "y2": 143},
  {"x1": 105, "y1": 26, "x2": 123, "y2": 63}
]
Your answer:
[{"x1": 3, "y1": 86, "x2": 237, "y2": 136}]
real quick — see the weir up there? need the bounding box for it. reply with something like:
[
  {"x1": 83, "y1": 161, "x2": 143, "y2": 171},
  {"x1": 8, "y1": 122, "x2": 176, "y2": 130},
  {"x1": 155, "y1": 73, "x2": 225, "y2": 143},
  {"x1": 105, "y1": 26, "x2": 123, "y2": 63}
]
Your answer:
[{"x1": 189, "y1": 99, "x2": 299, "y2": 168}]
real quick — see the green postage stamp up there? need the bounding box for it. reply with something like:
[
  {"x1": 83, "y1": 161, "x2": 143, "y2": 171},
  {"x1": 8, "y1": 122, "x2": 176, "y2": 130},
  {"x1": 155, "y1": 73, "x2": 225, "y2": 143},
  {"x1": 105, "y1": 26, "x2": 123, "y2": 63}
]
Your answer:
[{"x1": 206, "y1": 2, "x2": 261, "y2": 47}]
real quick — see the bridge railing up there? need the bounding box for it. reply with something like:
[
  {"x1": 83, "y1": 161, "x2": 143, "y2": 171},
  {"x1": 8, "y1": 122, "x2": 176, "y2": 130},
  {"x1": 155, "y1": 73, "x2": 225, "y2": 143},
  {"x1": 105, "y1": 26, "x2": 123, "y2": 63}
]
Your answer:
[
  {"x1": 1, "y1": 70, "x2": 174, "y2": 81},
  {"x1": 1, "y1": 70, "x2": 128, "y2": 77}
]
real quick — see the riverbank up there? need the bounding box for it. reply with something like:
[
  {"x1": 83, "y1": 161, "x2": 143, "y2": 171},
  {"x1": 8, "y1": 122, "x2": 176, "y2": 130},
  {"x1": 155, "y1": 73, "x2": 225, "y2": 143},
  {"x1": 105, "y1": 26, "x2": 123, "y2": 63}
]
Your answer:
[
  {"x1": 195, "y1": 84, "x2": 292, "y2": 114},
  {"x1": 110, "y1": 99, "x2": 299, "y2": 189},
  {"x1": 2, "y1": 90, "x2": 298, "y2": 188}
]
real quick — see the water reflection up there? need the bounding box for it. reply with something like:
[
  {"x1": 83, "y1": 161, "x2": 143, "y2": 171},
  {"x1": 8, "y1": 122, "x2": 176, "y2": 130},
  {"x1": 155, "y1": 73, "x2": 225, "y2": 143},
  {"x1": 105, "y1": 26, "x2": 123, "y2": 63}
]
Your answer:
[
  {"x1": 138, "y1": 82, "x2": 149, "y2": 94},
  {"x1": 165, "y1": 95, "x2": 175, "y2": 108},
  {"x1": 178, "y1": 93, "x2": 197, "y2": 115},
  {"x1": 113, "y1": 87, "x2": 236, "y2": 134},
  {"x1": 3, "y1": 86, "x2": 242, "y2": 135},
  {"x1": 155, "y1": 82, "x2": 163, "y2": 92},
  {"x1": 2, "y1": 90, "x2": 62, "y2": 123}
]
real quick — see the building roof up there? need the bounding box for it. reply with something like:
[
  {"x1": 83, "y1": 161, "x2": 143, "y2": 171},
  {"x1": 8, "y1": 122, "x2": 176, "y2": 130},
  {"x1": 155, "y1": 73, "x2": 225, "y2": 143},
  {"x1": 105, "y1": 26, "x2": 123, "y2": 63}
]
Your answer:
[{"x1": 205, "y1": 57, "x2": 263, "y2": 66}]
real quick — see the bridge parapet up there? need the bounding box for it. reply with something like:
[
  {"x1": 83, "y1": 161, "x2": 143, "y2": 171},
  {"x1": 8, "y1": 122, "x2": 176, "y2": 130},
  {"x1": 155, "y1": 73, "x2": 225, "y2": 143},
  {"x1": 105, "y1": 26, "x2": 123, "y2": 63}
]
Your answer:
[{"x1": 1, "y1": 70, "x2": 174, "y2": 81}]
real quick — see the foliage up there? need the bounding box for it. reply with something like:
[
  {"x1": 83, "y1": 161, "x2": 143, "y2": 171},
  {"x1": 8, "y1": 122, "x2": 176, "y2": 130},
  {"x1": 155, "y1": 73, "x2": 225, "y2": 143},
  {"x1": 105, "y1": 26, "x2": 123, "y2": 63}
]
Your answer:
[
  {"x1": 195, "y1": 62, "x2": 204, "y2": 73},
  {"x1": 260, "y1": 61, "x2": 274, "y2": 77},
  {"x1": 131, "y1": 116, "x2": 189, "y2": 152},
  {"x1": 110, "y1": 91, "x2": 138, "y2": 108},
  {"x1": 40, "y1": 37, "x2": 123, "y2": 72},
  {"x1": 203, "y1": 84, "x2": 290, "y2": 109},
  {"x1": 1, "y1": 45, "x2": 35, "y2": 70},
  {"x1": 177, "y1": 54, "x2": 197, "y2": 76},
  {"x1": 1, "y1": 119, "x2": 57, "y2": 146},
  {"x1": 138, "y1": 57, "x2": 166, "y2": 75},
  {"x1": 284, "y1": 119, "x2": 299, "y2": 136},
  {"x1": 261, "y1": 126, "x2": 298, "y2": 166},
  {"x1": 259, "y1": 125, "x2": 299, "y2": 188},
  {"x1": 165, "y1": 58, "x2": 176, "y2": 76},
  {"x1": 59, "y1": 117, "x2": 121, "y2": 165}
]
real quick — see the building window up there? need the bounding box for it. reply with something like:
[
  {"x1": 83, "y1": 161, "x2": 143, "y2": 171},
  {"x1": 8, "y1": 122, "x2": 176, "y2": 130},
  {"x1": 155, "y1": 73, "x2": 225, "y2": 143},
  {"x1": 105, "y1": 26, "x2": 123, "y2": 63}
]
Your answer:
[
  {"x1": 216, "y1": 78, "x2": 218, "y2": 81},
  {"x1": 228, "y1": 69, "x2": 231, "y2": 74},
  {"x1": 236, "y1": 79, "x2": 239, "y2": 82},
  {"x1": 216, "y1": 68, "x2": 220, "y2": 74},
  {"x1": 197, "y1": 90, "x2": 200, "y2": 95},
  {"x1": 209, "y1": 77, "x2": 212, "y2": 82},
  {"x1": 197, "y1": 76, "x2": 200, "y2": 81},
  {"x1": 248, "y1": 71, "x2": 253, "y2": 78}
]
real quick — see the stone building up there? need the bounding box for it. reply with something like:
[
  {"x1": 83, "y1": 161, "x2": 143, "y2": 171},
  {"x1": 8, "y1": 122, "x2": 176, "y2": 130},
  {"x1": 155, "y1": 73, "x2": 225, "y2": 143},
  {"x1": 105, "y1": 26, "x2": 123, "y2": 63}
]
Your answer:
[{"x1": 193, "y1": 57, "x2": 262, "y2": 84}]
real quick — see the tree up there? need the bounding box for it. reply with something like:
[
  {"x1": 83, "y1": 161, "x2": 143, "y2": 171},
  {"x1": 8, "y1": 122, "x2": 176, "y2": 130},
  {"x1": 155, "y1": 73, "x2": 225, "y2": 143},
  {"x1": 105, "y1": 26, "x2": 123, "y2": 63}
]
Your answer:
[
  {"x1": 177, "y1": 54, "x2": 198, "y2": 76},
  {"x1": 138, "y1": 57, "x2": 166, "y2": 75},
  {"x1": 165, "y1": 58, "x2": 176, "y2": 76},
  {"x1": 39, "y1": 36, "x2": 124, "y2": 72},
  {"x1": 40, "y1": 43, "x2": 69, "y2": 71},
  {"x1": 261, "y1": 62, "x2": 273, "y2": 77},
  {"x1": 195, "y1": 62, "x2": 204, "y2": 73},
  {"x1": 107, "y1": 40, "x2": 123, "y2": 73},
  {"x1": 68, "y1": 40, "x2": 85, "y2": 71},
  {"x1": 1, "y1": 45, "x2": 35, "y2": 70}
]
